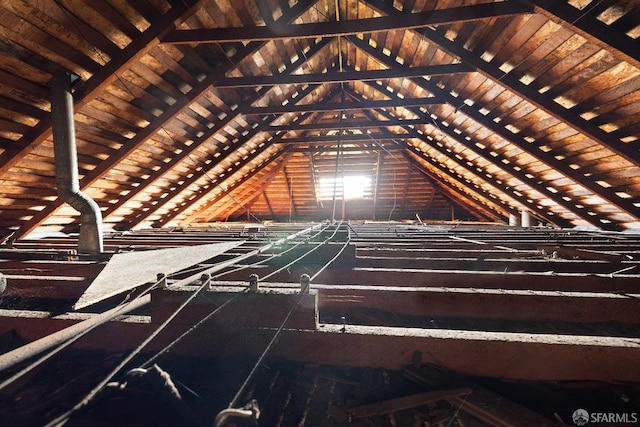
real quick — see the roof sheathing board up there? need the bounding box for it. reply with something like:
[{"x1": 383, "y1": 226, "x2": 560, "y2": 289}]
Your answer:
[{"x1": 0, "y1": 0, "x2": 638, "y2": 236}]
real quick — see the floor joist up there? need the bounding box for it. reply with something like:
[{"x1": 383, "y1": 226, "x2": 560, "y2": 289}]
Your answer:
[{"x1": 0, "y1": 314, "x2": 637, "y2": 382}]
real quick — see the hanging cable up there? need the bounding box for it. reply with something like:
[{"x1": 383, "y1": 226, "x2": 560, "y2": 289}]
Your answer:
[
  {"x1": 224, "y1": 224, "x2": 347, "y2": 410},
  {"x1": 140, "y1": 223, "x2": 335, "y2": 367},
  {"x1": 227, "y1": 293, "x2": 303, "y2": 409},
  {"x1": 259, "y1": 222, "x2": 343, "y2": 282},
  {"x1": 310, "y1": 238, "x2": 351, "y2": 282},
  {"x1": 0, "y1": 276, "x2": 163, "y2": 391},
  {"x1": 331, "y1": 95, "x2": 345, "y2": 223},
  {"x1": 140, "y1": 288, "x2": 247, "y2": 369},
  {"x1": 43, "y1": 226, "x2": 322, "y2": 426}
]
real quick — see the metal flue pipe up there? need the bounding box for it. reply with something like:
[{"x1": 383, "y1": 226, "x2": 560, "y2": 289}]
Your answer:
[{"x1": 50, "y1": 73, "x2": 103, "y2": 254}]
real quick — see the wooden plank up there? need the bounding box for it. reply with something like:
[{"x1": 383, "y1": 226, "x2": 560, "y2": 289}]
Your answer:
[
  {"x1": 316, "y1": 267, "x2": 640, "y2": 293},
  {"x1": 529, "y1": 0, "x2": 640, "y2": 71},
  {"x1": 348, "y1": 387, "x2": 472, "y2": 418},
  {"x1": 403, "y1": 368, "x2": 562, "y2": 427},
  {"x1": 248, "y1": 98, "x2": 443, "y2": 116}
]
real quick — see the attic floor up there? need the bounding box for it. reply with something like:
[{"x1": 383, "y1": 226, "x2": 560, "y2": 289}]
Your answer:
[{"x1": 0, "y1": 221, "x2": 639, "y2": 426}]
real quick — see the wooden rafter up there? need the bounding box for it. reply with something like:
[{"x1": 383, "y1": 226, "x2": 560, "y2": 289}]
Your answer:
[
  {"x1": 102, "y1": 40, "x2": 330, "y2": 226},
  {"x1": 193, "y1": 150, "x2": 293, "y2": 223},
  {"x1": 15, "y1": 40, "x2": 264, "y2": 236},
  {"x1": 403, "y1": 152, "x2": 500, "y2": 222},
  {"x1": 0, "y1": 0, "x2": 205, "y2": 178},
  {"x1": 364, "y1": 0, "x2": 640, "y2": 171},
  {"x1": 163, "y1": 2, "x2": 533, "y2": 44},
  {"x1": 12, "y1": 0, "x2": 321, "y2": 236},
  {"x1": 359, "y1": 79, "x2": 608, "y2": 228},
  {"x1": 290, "y1": 145, "x2": 404, "y2": 153},
  {"x1": 404, "y1": 140, "x2": 514, "y2": 220},
  {"x1": 350, "y1": 92, "x2": 528, "y2": 222},
  {"x1": 263, "y1": 191, "x2": 275, "y2": 218},
  {"x1": 347, "y1": 32, "x2": 638, "y2": 225},
  {"x1": 420, "y1": 27, "x2": 640, "y2": 169},
  {"x1": 143, "y1": 88, "x2": 324, "y2": 228},
  {"x1": 282, "y1": 166, "x2": 297, "y2": 219}
]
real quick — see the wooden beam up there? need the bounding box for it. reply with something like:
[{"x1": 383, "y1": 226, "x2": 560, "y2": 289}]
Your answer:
[
  {"x1": 125, "y1": 92, "x2": 322, "y2": 228},
  {"x1": 215, "y1": 153, "x2": 294, "y2": 222},
  {"x1": 151, "y1": 288, "x2": 318, "y2": 330},
  {"x1": 283, "y1": 167, "x2": 297, "y2": 219},
  {"x1": 416, "y1": 26, "x2": 640, "y2": 172},
  {"x1": 403, "y1": 152, "x2": 502, "y2": 222},
  {"x1": 178, "y1": 150, "x2": 292, "y2": 225},
  {"x1": 363, "y1": 0, "x2": 640, "y2": 171},
  {"x1": 263, "y1": 191, "x2": 275, "y2": 217},
  {"x1": 317, "y1": 267, "x2": 640, "y2": 293},
  {"x1": 13, "y1": 0, "x2": 319, "y2": 238},
  {"x1": 248, "y1": 98, "x2": 444, "y2": 116},
  {"x1": 399, "y1": 101, "x2": 608, "y2": 228},
  {"x1": 277, "y1": 134, "x2": 407, "y2": 144},
  {"x1": 153, "y1": 282, "x2": 640, "y2": 325},
  {"x1": 214, "y1": 64, "x2": 471, "y2": 88},
  {"x1": 0, "y1": 0, "x2": 205, "y2": 179},
  {"x1": 383, "y1": 100, "x2": 605, "y2": 227},
  {"x1": 267, "y1": 117, "x2": 436, "y2": 131},
  {"x1": 1, "y1": 316, "x2": 638, "y2": 382},
  {"x1": 99, "y1": 40, "x2": 330, "y2": 226},
  {"x1": 348, "y1": 34, "x2": 633, "y2": 228},
  {"x1": 162, "y1": 2, "x2": 534, "y2": 43},
  {"x1": 358, "y1": 109, "x2": 520, "y2": 220}
]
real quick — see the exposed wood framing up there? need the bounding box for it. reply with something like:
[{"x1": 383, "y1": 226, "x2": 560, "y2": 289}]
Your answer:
[{"x1": 162, "y1": 2, "x2": 534, "y2": 43}]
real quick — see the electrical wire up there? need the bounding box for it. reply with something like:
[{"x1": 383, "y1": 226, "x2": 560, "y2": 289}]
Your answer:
[
  {"x1": 309, "y1": 237, "x2": 351, "y2": 282},
  {"x1": 43, "y1": 225, "x2": 323, "y2": 426},
  {"x1": 259, "y1": 222, "x2": 343, "y2": 282},
  {"x1": 140, "y1": 223, "x2": 337, "y2": 367},
  {"x1": 44, "y1": 278, "x2": 213, "y2": 427},
  {"x1": 139, "y1": 288, "x2": 248, "y2": 369},
  {"x1": 225, "y1": 224, "x2": 349, "y2": 409},
  {"x1": 227, "y1": 294, "x2": 303, "y2": 409},
  {"x1": 0, "y1": 276, "x2": 164, "y2": 392}
]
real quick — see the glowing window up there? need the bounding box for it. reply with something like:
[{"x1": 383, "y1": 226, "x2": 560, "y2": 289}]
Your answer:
[{"x1": 317, "y1": 175, "x2": 373, "y2": 200}]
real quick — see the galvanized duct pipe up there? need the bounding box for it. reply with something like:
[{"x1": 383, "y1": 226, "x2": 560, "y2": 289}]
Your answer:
[{"x1": 51, "y1": 73, "x2": 103, "y2": 254}]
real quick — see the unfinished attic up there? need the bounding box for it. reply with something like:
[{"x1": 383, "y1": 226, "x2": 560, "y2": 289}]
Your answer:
[{"x1": 0, "y1": 0, "x2": 639, "y2": 426}]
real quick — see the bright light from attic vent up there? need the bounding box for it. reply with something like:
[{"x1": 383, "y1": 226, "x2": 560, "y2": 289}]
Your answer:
[{"x1": 317, "y1": 175, "x2": 372, "y2": 201}]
